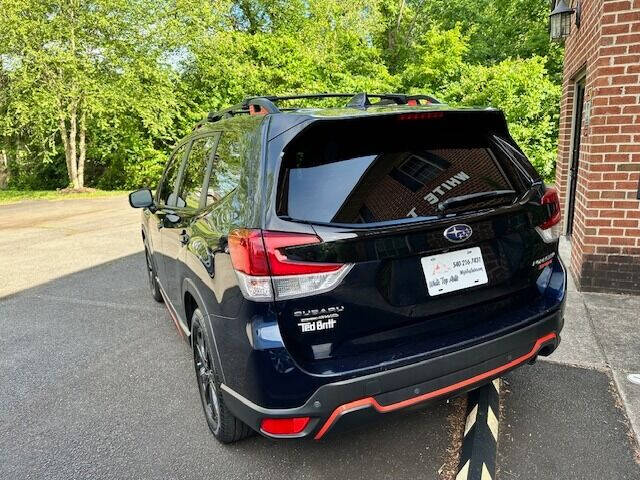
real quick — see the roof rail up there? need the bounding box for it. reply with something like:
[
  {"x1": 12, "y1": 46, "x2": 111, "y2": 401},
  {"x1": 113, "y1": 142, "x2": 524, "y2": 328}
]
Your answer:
[
  {"x1": 205, "y1": 97, "x2": 281, "y2": 123},
  {"x1": 202, "y1": 92, "x2": 441, "y2": 125},
  {"x1": 347, "y1": 93, "x2": 441, "y2": 108},
  {"x1": 256, "y1": 92, "x2": 441, "y2": 106}
]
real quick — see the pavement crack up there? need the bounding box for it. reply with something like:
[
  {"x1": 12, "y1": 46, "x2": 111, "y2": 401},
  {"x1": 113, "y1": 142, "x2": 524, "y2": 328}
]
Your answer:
[
  {"x1": 607, "y1": 374, "x2": 640, "y2": 464},
  {"x1": 581, "y1": 297, "x2": 612, "y2": 369}
]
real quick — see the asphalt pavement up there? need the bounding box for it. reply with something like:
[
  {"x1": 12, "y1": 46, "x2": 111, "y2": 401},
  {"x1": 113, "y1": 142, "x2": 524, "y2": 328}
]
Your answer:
[
  {"x1": 1, "y1": 196, "x2": 638, "y2": 479},
  {"x1": 0, "y1": 197, "x2": 459, "y2": 480}
]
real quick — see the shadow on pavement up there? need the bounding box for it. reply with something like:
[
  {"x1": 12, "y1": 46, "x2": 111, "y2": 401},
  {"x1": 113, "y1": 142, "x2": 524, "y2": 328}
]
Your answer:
[{"x1": 0, "y1": 253, "x2": 459, "y2": 480}]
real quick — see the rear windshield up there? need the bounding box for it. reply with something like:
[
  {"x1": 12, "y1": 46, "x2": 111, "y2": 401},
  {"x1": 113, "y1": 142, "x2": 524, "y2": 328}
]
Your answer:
[{"x1": 276, "y1": 117, "x2": 522, "y2": 225}]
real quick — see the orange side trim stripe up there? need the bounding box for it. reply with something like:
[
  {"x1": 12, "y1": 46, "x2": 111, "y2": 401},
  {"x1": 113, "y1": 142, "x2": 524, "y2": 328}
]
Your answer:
[
  {"x1": 158, "y1": 286, "x2": 185, "y2": 338},
  {"x1": 314, "y1": 332, "x2": 557, "y2": 439}
]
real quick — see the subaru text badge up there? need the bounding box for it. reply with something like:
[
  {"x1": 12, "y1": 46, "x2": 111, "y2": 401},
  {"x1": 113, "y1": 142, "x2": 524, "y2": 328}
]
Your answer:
[{"x1": 444, "y1": 224, "x2": 473, "y2": 243}]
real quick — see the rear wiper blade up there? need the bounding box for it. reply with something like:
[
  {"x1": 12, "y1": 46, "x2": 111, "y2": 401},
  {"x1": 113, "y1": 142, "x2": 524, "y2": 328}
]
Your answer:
[{"x1": 437, "y1": 190, "x2": 517, "y2": 215}]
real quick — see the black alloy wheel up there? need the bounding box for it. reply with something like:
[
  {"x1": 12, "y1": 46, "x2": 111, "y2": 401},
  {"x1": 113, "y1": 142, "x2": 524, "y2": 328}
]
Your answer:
[
  {"x1": 191, "y1": 310, "x2": 253, "y2": 443},
  {"x1": 144, "y1": 246, "x2": 163, "y2": 302},
  {"x1": 194, "y1": 319, "x2": 221, "y2": 434}
]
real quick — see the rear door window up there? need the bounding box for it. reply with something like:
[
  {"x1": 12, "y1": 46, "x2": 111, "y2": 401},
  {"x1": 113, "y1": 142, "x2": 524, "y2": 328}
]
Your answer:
[
  {"x1": 277, "y1": 120, "x2": 516, "y2": 225},
  {"x1": 157, "y1": 143, "x2": 188, "y2": 207},
  {"x1": 177, "y1": 135, "x2": 219, "y2": 209},
  {"x1": 207, "y1": 131, "x2": 242, "y2": 201}
]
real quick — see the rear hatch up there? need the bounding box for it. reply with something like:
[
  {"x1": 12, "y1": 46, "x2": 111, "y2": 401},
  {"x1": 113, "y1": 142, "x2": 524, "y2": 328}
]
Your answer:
[{"x1": 265, "y1": 110, "x2": 561, "y2": 375}]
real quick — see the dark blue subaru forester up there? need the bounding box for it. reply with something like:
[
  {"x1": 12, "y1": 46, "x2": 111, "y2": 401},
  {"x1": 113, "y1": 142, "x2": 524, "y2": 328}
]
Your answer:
[{"x1": 129, "y1": 93, "x2": 566, "y2": 443}]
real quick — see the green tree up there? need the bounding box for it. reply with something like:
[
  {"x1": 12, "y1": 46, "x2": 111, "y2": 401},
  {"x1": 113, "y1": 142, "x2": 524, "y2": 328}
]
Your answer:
[
  {"x1": 181, "y1": 1, "x2": 397, "y2": 121},
  {"x1": 0, "y1": 0, "x2": 207, "y2": 189},
  {"x1": 0, "y1": 0, "x2": 562, "y2": 189},
  {"x1": 378, "y1": 0, "x2": 563, "y2": 81},
  {"x1": 401, "y1": 25, "x2": 469, "y2": 93},
  {"x1": 443, "y1": 56, "x2": 561, "y2": 180}
]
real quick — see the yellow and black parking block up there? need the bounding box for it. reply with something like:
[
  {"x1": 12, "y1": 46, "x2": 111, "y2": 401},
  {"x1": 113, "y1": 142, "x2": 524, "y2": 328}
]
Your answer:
[{"x1": 456, "y1": 379, "x2": 500, "y2": 480}]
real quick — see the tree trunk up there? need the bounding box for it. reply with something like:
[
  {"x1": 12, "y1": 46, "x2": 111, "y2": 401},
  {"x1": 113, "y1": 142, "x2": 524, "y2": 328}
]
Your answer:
[
  {"x1": 387, "y1": 0, "x2": 405, "y2": 61},
  {"x1": 59, "y1": 5, "x2": 83, "y2": 190},
  {"x1": 59, "y1": 102, "x2": 83, "y2": 189},
  {"x1": 78, "y1": 107, "x2": 86, "y2": 189},
  {"x1": 68, "y1": 103, "x2": 79, "y2": 189},
  {"x1": 396, "y1": 0, "x2": 406, "y2": 32},
  {"x1": 0, "y1": 149, "x2": 7, "y2": 189},
  {"x1": 59, "y1": 114, "x2": 74, "y2": 187}
]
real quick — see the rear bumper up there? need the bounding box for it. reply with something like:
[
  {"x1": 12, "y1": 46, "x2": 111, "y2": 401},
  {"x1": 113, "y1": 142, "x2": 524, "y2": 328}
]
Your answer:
[{"x1": 221, "y1": 304, "x2": 563, "y2": 439}]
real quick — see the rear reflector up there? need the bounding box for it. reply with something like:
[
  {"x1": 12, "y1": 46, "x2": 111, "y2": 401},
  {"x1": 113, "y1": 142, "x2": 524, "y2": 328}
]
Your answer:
[
  {"x1": 228, "y1": 229, "x2": 352, "y2": 301},
  {"x1": 260, "y1": 417, "x2": 310, "y2": 435}
]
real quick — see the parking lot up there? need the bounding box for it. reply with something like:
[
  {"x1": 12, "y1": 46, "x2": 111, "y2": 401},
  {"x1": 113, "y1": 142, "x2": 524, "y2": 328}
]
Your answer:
[{"x1": 1, "y1": 196, "x2": 639, "y2": 479}]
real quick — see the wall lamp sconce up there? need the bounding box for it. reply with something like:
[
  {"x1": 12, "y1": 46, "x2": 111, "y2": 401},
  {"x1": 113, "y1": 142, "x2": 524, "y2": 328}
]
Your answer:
[{"x1": 550, "y1": 0, "x2": 581, "y2": 41}]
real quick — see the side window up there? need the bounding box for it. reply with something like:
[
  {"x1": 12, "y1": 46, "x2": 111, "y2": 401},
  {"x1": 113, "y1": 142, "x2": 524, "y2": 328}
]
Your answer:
[
  {"x1": 157, "y1": 143, "x2": 187, "y2": 206},
  {"x1": 177, "y1": 135, "x2": 218, "y2": 210},
  {"x1": 206, "y1": 131, "x2": 242, "y2": 202}
]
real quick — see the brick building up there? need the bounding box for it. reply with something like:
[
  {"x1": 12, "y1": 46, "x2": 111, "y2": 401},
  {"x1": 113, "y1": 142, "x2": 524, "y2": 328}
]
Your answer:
[{"x1": 554, "y1": 0, "x2": 640, "y2": 294}]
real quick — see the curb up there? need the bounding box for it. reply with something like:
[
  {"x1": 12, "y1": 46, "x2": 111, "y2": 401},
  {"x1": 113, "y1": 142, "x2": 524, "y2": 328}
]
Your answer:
[{"x1": 456, "y1": 379, "x2": 500, "y2": 480}]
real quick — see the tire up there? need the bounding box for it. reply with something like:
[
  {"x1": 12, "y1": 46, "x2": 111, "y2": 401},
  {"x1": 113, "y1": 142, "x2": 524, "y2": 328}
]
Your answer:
[
  {"x1": 144, "y1": 245, "x2": 163, "y2": 303},
  {"x1": 191, "y1": 309, "x2": 253, "y2": 443}
]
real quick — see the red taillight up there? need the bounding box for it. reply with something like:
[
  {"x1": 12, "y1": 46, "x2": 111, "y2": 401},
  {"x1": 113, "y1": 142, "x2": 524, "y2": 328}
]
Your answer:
[
  {"x1": 228, "y1": 229, "x2": 351, "y2": 301},
  {"x1": 262, "y1": 231, "x2": 342, "y2": 276},
  {"x1": 227, "y1": 229, "x2": 270, "y2": 276},
  {"x1": 260, "y1": 417, "x2": 310, "y2": 435},
  {"x1": 539, "y1": 187, "x2": 561, "y2": 230},
  {"x1": 228, "y1": 229, "x2": 342, "y2": 276}
]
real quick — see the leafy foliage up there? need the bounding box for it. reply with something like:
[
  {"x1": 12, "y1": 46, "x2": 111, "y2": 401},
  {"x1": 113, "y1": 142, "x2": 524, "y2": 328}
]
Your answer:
[
  {"x1": 443, "y1": 57, "x2": 561, "y2": 180},
  {"x1": 401, "y1": 25, "x2": 469, "y2": 93},
  {"x1": 0, "y1": 0, "x2": 562, "y2": 189}
]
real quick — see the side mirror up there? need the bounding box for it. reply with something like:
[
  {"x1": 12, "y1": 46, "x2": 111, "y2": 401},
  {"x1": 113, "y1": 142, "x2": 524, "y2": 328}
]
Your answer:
[{"x1": 129, "y1": 188, "x2": 154, "y2": 209}]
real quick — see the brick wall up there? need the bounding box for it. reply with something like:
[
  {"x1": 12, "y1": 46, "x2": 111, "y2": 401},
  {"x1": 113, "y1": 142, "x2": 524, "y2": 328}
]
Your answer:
[{"x1": 555, "y1": 0, "x2": 640, "y2": 294}]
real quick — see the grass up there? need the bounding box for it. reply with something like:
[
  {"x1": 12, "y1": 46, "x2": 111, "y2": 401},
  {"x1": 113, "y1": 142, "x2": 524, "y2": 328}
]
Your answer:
[{"x1": 0, "y1": 189, "x2": 128, "y2": 205}]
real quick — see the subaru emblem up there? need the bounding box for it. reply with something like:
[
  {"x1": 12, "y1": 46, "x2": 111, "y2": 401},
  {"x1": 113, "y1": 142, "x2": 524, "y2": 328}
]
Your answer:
[{"x1": 444, "y1": 224, "x2": 473, "y2": 243}]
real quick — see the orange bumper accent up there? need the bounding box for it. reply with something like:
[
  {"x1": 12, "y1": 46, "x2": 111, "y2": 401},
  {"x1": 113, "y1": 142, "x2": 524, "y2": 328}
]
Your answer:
[{"x1": 314, "y1": 332, "x2": 557, "y2": 440}]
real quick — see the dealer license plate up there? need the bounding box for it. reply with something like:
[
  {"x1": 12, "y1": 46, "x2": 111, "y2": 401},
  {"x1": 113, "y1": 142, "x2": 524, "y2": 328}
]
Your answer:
[{"x1": 421, "y1": 247, "x2": 488, "y2": 296}]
